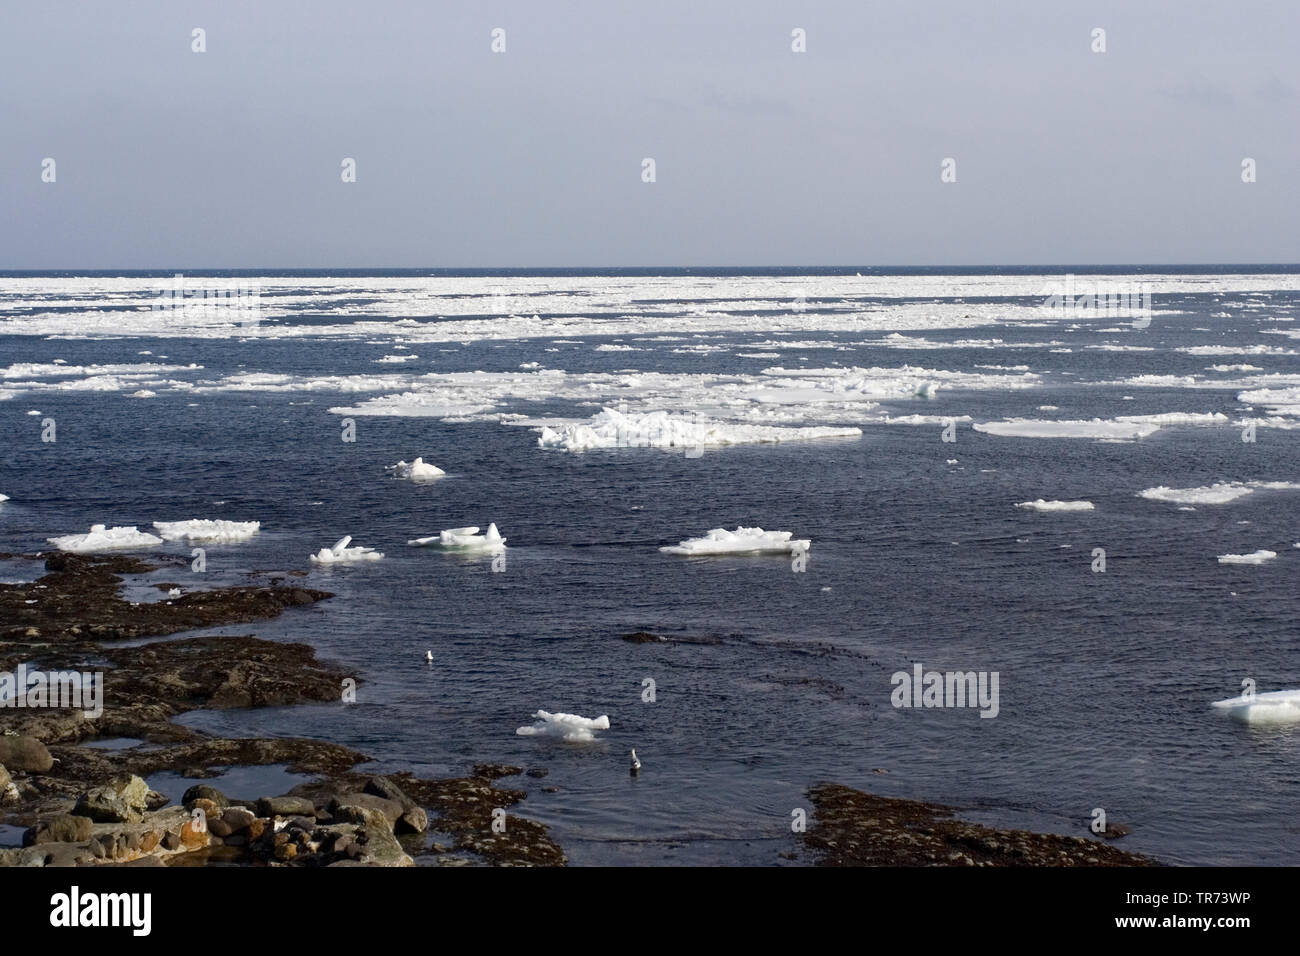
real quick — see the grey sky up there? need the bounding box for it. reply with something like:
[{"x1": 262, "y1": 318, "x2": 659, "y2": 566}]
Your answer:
[{"x1": 2, "y1": 0, "x2": 1296, "y2": 267}]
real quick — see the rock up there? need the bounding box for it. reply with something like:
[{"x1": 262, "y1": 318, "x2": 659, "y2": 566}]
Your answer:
[
  {"x1": 0, "y1": 765, "x2": 9, "y2": 791},
  {"x1": 179, "y1": 818, "x2": 207, "y2": 849},
  {"x1": 161, "y1": 831, "x2": 181, "y2": 851},
  {"x1": 34, "y1": 843, "x2": 95, "y2": 867},
  {"x1": 257, "y1": 795, "x2": 315, "y2": 818},
  {"x1": 111, "y1": 774, "x2": 151, "y2": 812},
  {"x1": 0, "y1": 736, "x2": 53, "y2": 773},
  {"x1": 621, "y1": 631, "x2": 667, "y2": 643},
  {"x1": 362, "y1": 777, "x2": 427, "y2": 833},
  {"x1": 525, "y1": 768, "x2": 548, "y2": 779},
  {"x1": 398, "y1": 807, "x2": 428, "y2": 834},
  {"x1": 182, "y1": 785, "x2": 229, "y2": 810},
  {"x1": 73, "y1": 787, "x2": 143, "y2": 824},
  {"x1": 222, "y1": 807, "x2": 256, "y2": 831},
  {"x1": 140, "y1": 829, "x2": 162, "y2": 852},
  {"x1": 330, "y1": 793, "x2": 403, "y2": 826},
  {"x1": 190, "y1": 798, "x2": 221, "y2": 821},
  {"x1": 24, "y1": 813, "x2": 94, "y2": 845},
  {"x1": 144, "y1": 790, "x2": 169, "y2": 811},
  {"x1": 207, "y1": 818, "x2": 232, "y2": 838}
]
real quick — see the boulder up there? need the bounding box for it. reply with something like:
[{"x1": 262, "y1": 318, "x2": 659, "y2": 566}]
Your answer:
[
  {"x1": 24, "y1": 814, "x2": 94, "y2": 845},
  {"x1": 221, "y1": 807, "x2": 256, "y2": 832},
  {"x1": 0, "y1": 736, "x2": 53, "y2": 773},
  {"x1": 74, "y1": 787, "x2": 143, "y2": 824},
  {"x1": 331, "y1": 793, "x2": 403, "y2": 826},
  {"x1": 182, "y1": 784, "x2": 229, "y2": 810},
  {"x1": 257, "y1": 795, "x2": 315, "y2": 818}
]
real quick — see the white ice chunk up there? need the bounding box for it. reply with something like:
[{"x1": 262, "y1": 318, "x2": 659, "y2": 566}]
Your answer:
[
  {"x1": 153, "y1": 519, "x2": 261, "y2": 543},
  {"x1": 973, "y1": 419, "x2": 1161, "y2": 440},
  {"x1": 1015, "y1": 499, "x2": 1095, "y2": 512},
  {"x1": 515, "y1": 710, "x2": 610, "y2": 742},
  {"x1": 310, "y1": 535, "x2": 384, "y2": 563},
  {"x1": 1211, "y1": 689, "x2": 1300, "y2": 724},
  {"x1": 1139, "y1": 481, "x2": 1300, "y2": 505},
  {"x1": 1217, "y1": 550, "x2": 1277, "y2": 565},
  {"x1": 537, "y1": 406, "x2": 860, "y2": 452},
  {"x1": 387, "y1": 457, "x2": 446, "y2": 480},
  {"x1": 407, "y1": 522, "x2": 506, "y2": 551},
  {"x1": 660, "y1": 526, "x2": 811, "y2": 556},
  {"x1": 47, "y1": 524, "x2": 164, "y2": 553}
]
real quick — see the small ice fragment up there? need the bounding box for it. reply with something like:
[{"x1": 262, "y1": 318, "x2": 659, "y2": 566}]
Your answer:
[
  {"x1": 407, "y1": 523, "x2": 506, "y2": 551},
  {"x1": 515, "y1": 710, "x2": 610, "y2": 742},
  {"x1": 1014, "y1": 499, "x2": 1094, "y2": 512},
  {"x1": 310, "y1": 536, "x2": 383, "y2": 564},
  {"x1": 388, "y1": 457, "x2": 445, "y2": 480},
  {"x1": 1217, "y1": 550, "x2": 1277, "y2": 565},
  {"x1": 660, "y1": 527, "x2": 810, "y2": 556}
]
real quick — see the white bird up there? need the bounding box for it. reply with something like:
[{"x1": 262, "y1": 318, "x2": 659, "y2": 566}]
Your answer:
[
  {"x1": 629, "y1": 749, "x2": 641, "y2": 775},
  {"x1": 425, "y1": 650, "x2": 433, "y2": 662}
]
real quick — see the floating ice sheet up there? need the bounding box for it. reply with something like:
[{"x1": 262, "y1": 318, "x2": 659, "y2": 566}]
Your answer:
[
  {"x1": 48, "y1": 524, "x2": 163, "y2": 553},
  {"x1": 153, "y1": 519, "x2": 261, "y2": 543},
  {"x1": 515, "y1": 710, "x2": 610, "y2": 742},
  {"x1": 660, "y1": 526, "x2": 811, "y2": 556}
]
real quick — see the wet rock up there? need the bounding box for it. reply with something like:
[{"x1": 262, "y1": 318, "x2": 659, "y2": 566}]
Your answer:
[
  {"x1": 800, "y1": 783, "x2": 1156, "y2": 867},
  {"x1": 182, "y1": 784, "x2": 229, "y2": 810},
  {"x1": 207, "y1": 818, "x2": 233, "y2": 838},
  {"x1": 525, "y1": 768, "x2": 548, "y2": 779},
  {"x1": 221, "y1": 807, "x2": 256, "y2": 831},
  {"x1": 472, "y1": 764, "x2": 522, "y2": 780},
  {"x1": 621, "y1": 631, "x2": 667, "y2": 643},
  {"x1": 257, "y1": 795, "x2": 315, "y2": 818},
  {"x1": 0, "y1": 764, "x2": 9, "y2": 791},
  {"x1": 74, "y1": 787, "x2": 143, "y2": 824},
  {"x1": 25, "y1": 813, "x2": 95, "y2": 845},
  {"x1": 0, "y1": 736, "x2": 53, "y2": 773}
]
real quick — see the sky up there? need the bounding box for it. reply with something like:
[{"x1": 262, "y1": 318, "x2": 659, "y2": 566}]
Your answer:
[{"x1": 1, "y1": 0, "x2": 1297, "y2": 268}]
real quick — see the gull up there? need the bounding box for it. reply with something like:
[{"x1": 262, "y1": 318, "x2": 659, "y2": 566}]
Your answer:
[
  {"x1": 629, "y1": 749, "x2": 641, "y2": 775},
  {"x1": 425, "y1": 651, "x2": 433, "y2": 662}
]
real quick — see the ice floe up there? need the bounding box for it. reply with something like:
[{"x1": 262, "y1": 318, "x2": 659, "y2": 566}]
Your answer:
[
  {"x1": 309, "y1": 535, "x2": 384, "y2": 564},
  {"x1": 1139, "y1": 481, "x2": 1300, "y2": 505},
  {"x1": 1211, "y1": 689, "x2": 1300, "y2": 725},
  {"x1": 1217, "y1": 550, "x2": 1277, "y2": 565},
  {"x1": 387, "y1": 457, "x2": 446, "y2": 480},
  {"x1": 660, "y1": 527, "x2": 811, "y2": 556},
  {"x1": 515, "y1": 710, "x2": 610, "y2": 742},
  {"x1": 407, "y1": 524, "x2": 506, "y2": 551},
  {"x1": 47, "y1": 524, "x2": 164, "y2": 553},
  {"x1": 1015, "y1": 500, "x2": 1095, "y2": 512},
  {"x1": 973, "y1": 419, "x2": 1161, "y2": 440},
  {"x1": 152, "y1": 519, "x2": 261, "y2": 543},
  {"x1": 537, "y1": 407, "x2": 860, "y2": 451}
]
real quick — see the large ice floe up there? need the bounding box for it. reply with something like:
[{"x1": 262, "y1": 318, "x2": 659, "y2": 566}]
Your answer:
[
  {"x1": 47, "y1": 524, "x2": 164, "y2": 553},
  {"x1": 152, "y1": 519, "x2": 261, "y2": 543},
  {"x1": 1139, "y1": 481, "x2": 1300, "y2": 505},
  {"x1": 660, "y1": 526, "x2": 811, "y2": 556},
  {"x1": 1217, "y1": 550, "x2": 1277, "y2": 565},
  {"x1": 515, "y1": 710, "x2": 610, "y2": 742},
  {"x1": 1015, "y1": 499, "x2": 1095, "y2": 512},
  {"x1": 309, "y1": 535, "x2": 384, "y2": 564},
  {"x1": 973, "y1": 419, "x2": 1162, "y2": 440},
  {"x1": 407, "y1": 523, "x2": 506, "y2": 551},
  {"x1": 387, "y1": 457, "x2": 445, "y2": 480},
  {"x1": 537, "y1": 407, "x2": 860, "y2": 451},
  {"x1": 1211, "y1": 689, "x2": 1300, "y2": 725}
]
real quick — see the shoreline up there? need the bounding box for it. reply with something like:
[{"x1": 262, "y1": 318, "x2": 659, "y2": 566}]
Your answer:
[{"x1": 2, "y1": 553, "x2": 1154, "y2": 867}]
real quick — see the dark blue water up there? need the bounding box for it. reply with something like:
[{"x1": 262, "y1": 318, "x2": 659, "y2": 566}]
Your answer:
[{"x1": 3, "y1": 269, "x2": 1299, "y2": 865}]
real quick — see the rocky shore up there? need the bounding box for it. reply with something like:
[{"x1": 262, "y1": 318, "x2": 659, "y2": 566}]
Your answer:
[
  {"x1": 800, "y1": 783, "x2": 1156, "y2": 866},
  {"x1": 1, "y1": 557, "x2": 1159, "y2": 868},
  {"x1": 0, "y1": 552, "x2": 565, "y2": 867}
]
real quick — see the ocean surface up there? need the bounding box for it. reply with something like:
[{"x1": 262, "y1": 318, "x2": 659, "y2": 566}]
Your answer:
[{"x1": 2, "y1": 266, "x2": 1299, "y2": 866}]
